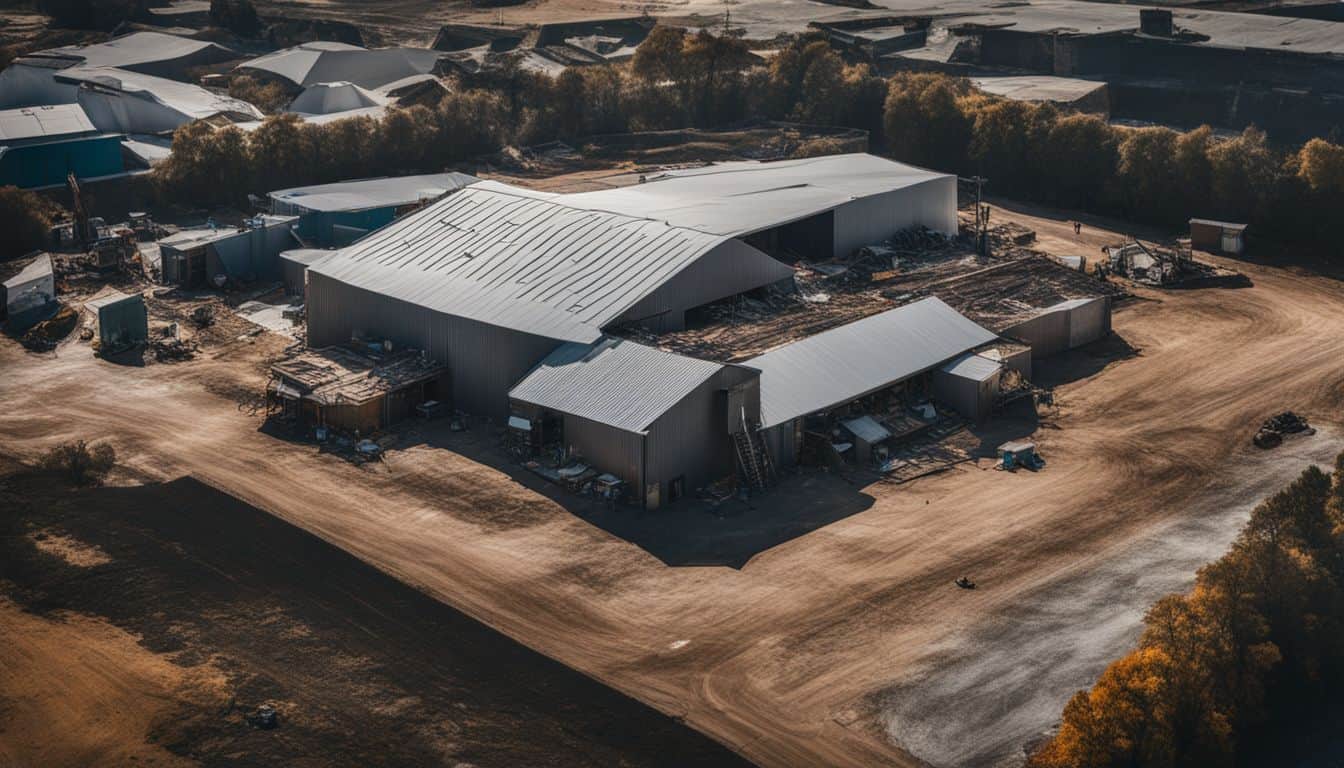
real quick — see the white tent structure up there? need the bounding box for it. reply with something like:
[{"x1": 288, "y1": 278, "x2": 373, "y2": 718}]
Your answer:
[
  {"x1": 63, "y1": 68, "x2": 262, "y2": 134},
  {"x1": 0, "y1": 31, "x2": 258, "y2": 135},
  {"x1": 286, "y1": 81, "x2": 387, "y2": 116},
  {"x1": 235, "y1": 43, "x2": 445, "y2": 90}
]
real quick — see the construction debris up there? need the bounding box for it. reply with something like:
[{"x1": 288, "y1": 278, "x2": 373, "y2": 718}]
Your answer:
[
  {"x1": 1104, "y1": 239, "x2": 1241, "y2": 287},
  {"x1": 246, "y1": 704, "x2": 279, "y2": 730},
  {"x1": 1253, "y1": 411, "x2": 1313, "y2": 449}
]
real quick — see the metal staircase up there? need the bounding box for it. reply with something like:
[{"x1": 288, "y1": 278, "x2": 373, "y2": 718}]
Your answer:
[{"x1": 732, "y1": 408, "x2": 774, "y2": 491}]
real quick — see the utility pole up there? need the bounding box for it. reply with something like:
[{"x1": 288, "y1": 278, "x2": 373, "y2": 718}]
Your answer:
[{"x1": 967, "y1": 175, "x2": 989, "y2": 258}]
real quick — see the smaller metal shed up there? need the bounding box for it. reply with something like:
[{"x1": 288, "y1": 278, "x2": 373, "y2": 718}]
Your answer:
[
  {"x1": 2, "y1": 252, "x2": 56, "y2": 326},
  {"x1": 86, "y1": 290, "x2": 147, "y2": 351},
  {"x1": 509, "y1": 337, "x2": 758, "y2": 508},
  {"x1": 933, "y1": 353, "x2": 1003, "y2": 423},
  {"x1": 1188, "y1": 219, "x2": 1247, "y2": 256},
  {"x1": 279, "y1": 248, "x2": 333, "y2": 296},
  {"x1": 839, "y1": 415, "x2": 892, "y2": 464},
  {"x1": 269, "y1": 173, "x2": 478, "y2": 247},
  {"x1": 159, "y1": 215, "x2": 299, "y2": 287},
  {"x1": 0, "y1": 104, "x2": 124, "y2": 188},
  {"x1": 1002, "y1": 296, "x2": 1111, "y2": 358}
]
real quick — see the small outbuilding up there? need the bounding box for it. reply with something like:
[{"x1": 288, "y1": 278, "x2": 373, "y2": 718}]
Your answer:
[
  {"x1": 509, "y1": 337, "x2": 761, "y2": 508},
  {"x1": 159, "y1": 215, "x2": 299, "y2": 287},
  {"x1": 1188, "y1": 219, "x2": 1247, "y2": 256},
  {"x1": 933, "y1": 352, "x2": 1004, "y2": 423},
  {"x1": 85, "y1": 290, "x2": 147, "y2": 351},
  {"x1": 269, "y1": 173, "x2": 478, "y2": 246},
  {"x1": 2, "y1": 252, "x2": 56, "y2": 326},
  {"x1": 1001, "y1": 296, "x2": 1111, "y2": 359},
  {"x1": 269, "y1": 346, "x2": 447, "y2": 433},
  {"x1": 279, "y1": 248, "x2": 333, "y2": 296}
]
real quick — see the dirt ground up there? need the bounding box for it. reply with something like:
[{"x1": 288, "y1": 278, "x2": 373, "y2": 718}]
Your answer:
[
  {"x1": 2, "y1": 196, "x2": 1343, "y2": 768},
  {"x1": 0, "y1": 460, "x2": 748, "y2": 767}
]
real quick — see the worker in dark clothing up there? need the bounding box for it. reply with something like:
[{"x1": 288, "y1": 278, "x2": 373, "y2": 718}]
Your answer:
[{"x1": 1073, "y1": 221, "x2": 1082, "y2": 236}]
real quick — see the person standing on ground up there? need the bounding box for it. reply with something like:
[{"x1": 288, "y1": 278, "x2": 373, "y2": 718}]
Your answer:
[{"x1": 1074, "y1": 221, "x2": 1082, "y2": 236}]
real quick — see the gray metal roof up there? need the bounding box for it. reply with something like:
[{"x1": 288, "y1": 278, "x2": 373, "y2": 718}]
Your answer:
[
  {"x1": 280, "y1": 248, "x2": 335, "y2": 266},
  {"x1": 3, "y1": 253, "x2": 52, "y2": 290},
  {"x1": 0, "y1": 104, "x2": 96, "y2": 142},
  {"x1": 34, "y1": 31, "x2": 233, "y2": 70},
  {"x1": 85, "y1": 289, "x2": 140, "y2": 311},
  {"x1": 509, "y1": 337, "x2": 723, "y2": 433},
  {"x1": 841, "y1": 415, "x2": 891, "y2": 444},
  {"x1": 1189, "y1": 218, "x2": 1247, "y2": 231},
  {"x1": 236, "y1": 43, "x2": 445, "y2": 89},
  {"x1": 270, "y1": 173, "x2": 478, "y2": 213},
  {"x1": 749, "y1": 297, "x2": 998, "y2": 428},
  {"x1": 308, "y1": 180, "x2": 730, "y2": 344},
  {"x1": 940, "y1": 352, "x2": 1002, "y2": 382},
  {"x1": 559, "y1": 153, "x2": 952, "y2": 237}
]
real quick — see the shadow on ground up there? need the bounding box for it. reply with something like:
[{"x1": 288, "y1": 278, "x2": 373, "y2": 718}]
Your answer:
[
  {"x1": 390, "y1": 424, "x2": 878, "y2": 569},
  {"x1": 1031, "y1": 332, "x2": 1141, "y2": 389},
  {"x1": 0, "y1": 462, "x2": 750, "y2": 767}
]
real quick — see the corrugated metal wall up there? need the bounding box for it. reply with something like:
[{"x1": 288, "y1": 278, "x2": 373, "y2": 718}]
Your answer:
[
  {"x1": 932, "y1": 369, "x2": 999, "y2": 422},
  {"x1": 1003, "y1": 309, "x2": 1072, "y2": 358},
  {"x1": 614, "y1": 239, "x2": 795, "y2": 332},
  {"x1": 282, "y1": 258, "x2": 308, "y2": 295},
  {"x1": 1003, "y1": 298, "x2": 1112, "y2": 359},
  {"x1": 562, "y1": 413, "x2": 644, "y2": 493},
  {"x1": 761, "y1": 420, "x2": 798, "y2": 469},
  {"x1": 645, "y1": 375, "x2": 737, "y2": 499},
  {"x1": 307, "y1": 271, "x2": 563, "y2": 420},
  {"x1": 1067, "y1": 297, "x2": 1111, "y2": 349},
  {"x1": 830, "y1": 176, "x2": 959, "y2": 257}
]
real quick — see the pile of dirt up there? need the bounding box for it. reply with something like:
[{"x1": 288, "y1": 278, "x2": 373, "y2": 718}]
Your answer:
[{"x1": 16, "y1": 305, "x2": 78, "y2": 352}]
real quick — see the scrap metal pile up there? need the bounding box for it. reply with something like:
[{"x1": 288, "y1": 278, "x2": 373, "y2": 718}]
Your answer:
[{"x1": 1253, "y1": 411, "x2": 1313, "y2": 449}]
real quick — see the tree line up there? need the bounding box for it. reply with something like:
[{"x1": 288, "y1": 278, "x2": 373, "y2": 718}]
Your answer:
[
  {"x1": 880, "y1": 72, "x2": 1344, "y2": 252},
  {"x1": 6, "y1": 29, "x2": 1344, "y2": 259},
  {"x1": 1030, "y1": 451, "x2": 1344, "y2": 767},
  {"x1": 151, "y1": 31, "x2": 1344, "y2": 256},
  {"x1": 150, "y1": 31, "x2": 887, "y2": 207}
]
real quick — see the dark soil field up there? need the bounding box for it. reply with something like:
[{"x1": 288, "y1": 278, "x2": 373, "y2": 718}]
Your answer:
[{"x1": 0, "y1": 458, "x2": 749, "y2": 768}]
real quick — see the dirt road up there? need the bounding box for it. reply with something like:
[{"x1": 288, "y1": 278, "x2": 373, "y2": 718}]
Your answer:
[{"x1": 2, "y1": 201, "x2": 1342, "y2": 767}]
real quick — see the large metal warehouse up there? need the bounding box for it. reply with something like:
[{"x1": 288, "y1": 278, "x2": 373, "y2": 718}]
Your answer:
[
  {"x1": 306, "y1": 154, "x2": 958, "y2": 421},
  {"x1": 748, "y1": 297, "x2": 999, "y2": 466},
  {"x1": 508, "y1": 338, "x2": 761, "y2": 508}
]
